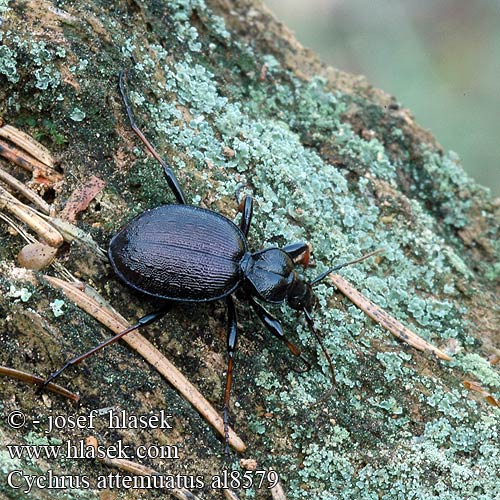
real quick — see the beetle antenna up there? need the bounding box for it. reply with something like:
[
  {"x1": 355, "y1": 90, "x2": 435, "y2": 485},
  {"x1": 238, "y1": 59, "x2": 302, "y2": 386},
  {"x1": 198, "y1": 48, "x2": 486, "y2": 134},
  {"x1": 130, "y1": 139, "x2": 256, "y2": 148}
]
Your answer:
[
  {"x1": 303, "y1": 308, "x2": 336, "y2": 388},
  {"x1": 310, "y1": 248, "x2": 384, "y2": 286}
]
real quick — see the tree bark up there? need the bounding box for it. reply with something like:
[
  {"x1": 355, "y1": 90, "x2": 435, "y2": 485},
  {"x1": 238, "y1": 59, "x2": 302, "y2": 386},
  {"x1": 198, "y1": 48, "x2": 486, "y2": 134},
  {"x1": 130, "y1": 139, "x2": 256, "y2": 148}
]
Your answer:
[{"x1": 0, "y1": 1, "x2": 498, "y2": 499}]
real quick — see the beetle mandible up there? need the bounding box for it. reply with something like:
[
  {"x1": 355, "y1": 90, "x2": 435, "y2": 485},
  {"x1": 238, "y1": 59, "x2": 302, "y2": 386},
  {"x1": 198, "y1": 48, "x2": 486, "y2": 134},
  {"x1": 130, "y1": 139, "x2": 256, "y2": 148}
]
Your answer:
[{"x1": 43, "y1": 71, "x2": 379, "y2": 448}]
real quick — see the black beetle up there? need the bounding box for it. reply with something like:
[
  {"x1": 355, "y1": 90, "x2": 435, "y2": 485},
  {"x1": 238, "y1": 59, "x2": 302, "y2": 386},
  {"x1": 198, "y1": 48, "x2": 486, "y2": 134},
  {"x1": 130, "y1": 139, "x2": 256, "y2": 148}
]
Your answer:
[{"x1": 43, "y1": 71, "x2": 379, "y2": 448}]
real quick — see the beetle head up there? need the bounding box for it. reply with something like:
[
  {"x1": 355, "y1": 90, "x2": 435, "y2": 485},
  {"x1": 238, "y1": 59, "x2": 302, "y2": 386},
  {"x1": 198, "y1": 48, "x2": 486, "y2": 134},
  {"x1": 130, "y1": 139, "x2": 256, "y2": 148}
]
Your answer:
[{"x1": 287, "y1": 274, "x2": 316, "y2": 312}]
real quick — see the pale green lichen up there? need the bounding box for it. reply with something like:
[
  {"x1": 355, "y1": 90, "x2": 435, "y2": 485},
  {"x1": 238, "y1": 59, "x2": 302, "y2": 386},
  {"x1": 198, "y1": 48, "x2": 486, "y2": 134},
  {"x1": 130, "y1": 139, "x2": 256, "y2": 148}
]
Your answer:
[
  {"x1": 50, "y1": 298, "x2": 65, "y2": 317},
  {"x1": 69, "y1": 107, "x2": 86, "y2": 121},
  {"x1": 0, "y1": 34, "x2": 62, "y2": 90},
  {"x1": 455, "y1": 353, "x2": 500, "y2": 389},
  {"x1": 376, "y1": 351, "x2": 412, "y2": 382},
  {"x1": 0, "y1": 42, "x2": 18, "y2": 83},
  {"x1": 30, "y1": 41, "x2": 61, "y2": 90},
  {"x1": 34, "y1": 66, "x2": 60, "y2": 90},
  {"x1": 69, "y1": 58, "x2": 89, "y2": 73},
  {"x1": 7, "y1": 285, "x2": 33, "y2": 302}
]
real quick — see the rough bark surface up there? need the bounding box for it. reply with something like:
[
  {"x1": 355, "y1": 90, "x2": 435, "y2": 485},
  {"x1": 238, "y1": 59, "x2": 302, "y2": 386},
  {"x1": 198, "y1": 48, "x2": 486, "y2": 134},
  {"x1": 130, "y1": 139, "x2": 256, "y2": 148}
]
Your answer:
[{"x1": 0, "y1": 1, "x2": 498, "y2": 499}]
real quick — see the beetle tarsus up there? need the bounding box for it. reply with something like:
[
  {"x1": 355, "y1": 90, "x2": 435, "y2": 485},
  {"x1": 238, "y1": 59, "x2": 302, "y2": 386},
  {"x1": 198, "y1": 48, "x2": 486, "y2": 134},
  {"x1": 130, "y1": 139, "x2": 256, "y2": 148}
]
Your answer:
[
  {"x1": 41, "y1": 308, "x2": 170, "y2": 393},
  {"x1": 38, "y1": 359, "x2": 75, "y2": 393},
  {"x1": 223, "y1": 407, "x2": 231, "y2": 456},
  {"x1": 222, "y1": 296, "x2": 238, "y2": 452},
  {"x1": 118, "y1": 70, "x2": 186, "y2": 205},
  {"x1": 290, "y1": 352, "x2": 312, "y2": 373}
]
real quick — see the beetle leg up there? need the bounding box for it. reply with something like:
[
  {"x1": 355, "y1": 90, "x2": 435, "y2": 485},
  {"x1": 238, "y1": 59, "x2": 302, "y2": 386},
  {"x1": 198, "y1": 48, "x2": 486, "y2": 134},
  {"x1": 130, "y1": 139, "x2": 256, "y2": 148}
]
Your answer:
[
  {"x1": 283, "y1": 242, "x2": 310, "y2": 268},
  {"x1": 223, "y1": 295, "x2": 238, "y2": 453},
  {"x1": 40, "y1": 306, "x2": 171, "y2": 389},
  {"x1": 249, "y1": 297, "x2": 311, "y2": 372},
  {"x1": 237, "y1": 195, "x2": 253, "y2": 237},
  {"x1": 118, "y1": 70, "x2": 186, "y2": 205}
]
